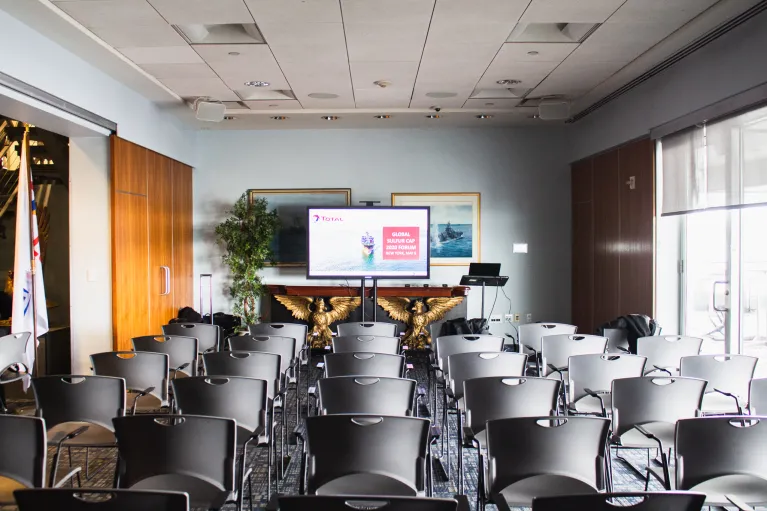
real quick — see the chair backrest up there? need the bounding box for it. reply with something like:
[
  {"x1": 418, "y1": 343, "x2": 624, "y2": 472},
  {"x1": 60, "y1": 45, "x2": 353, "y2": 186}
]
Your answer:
[
  {"x1": 532, "y1": 492, "x2": 706, "y2": 511},
  {"x1": 248, "y1": 323, "x2": 307, "y2": 358},
  {"x1": 112, "y1": 414, "x2": 236, "y2": 508},
  {"x1": 162, "y1": 323, "x2": 219, "y2": 353},
  {"x1": 749, "y1": 378, "x2": 767, "y2": 414},
  {"x1": 172, "y1": 376, "x2": 268, "y2": 440},
  {"x1": 568, "y1": 354, "x2": 647, "y2": 404},
  {"x1": 318, "y1": 376, "x2": 416, "y2": 416},
  {"x1": 447, "y1": 352, "x2": 527, "y2": 401},
  {"x1": 518, "y1": 323, "x2": 577, "y2": 353},
  {"x1": 276, "y1": 495, "x2": 458, "y2": 511},
  {"x1": 676, "y1": 416, "x2": 767, "y2": 493},
  {"x1": 680, "y1": 354, "x2": 757, "y2": 398},
  {"x1": 31, "y1": 375, "x2": 126, "y2": 432},
  {"x1": 463, "y1": 377, "x2": 561, "y2": 442},
  {"x1": 0, "y1": 415, "x2": 46, "y2": 490},
  {"x1": 14, "y1": 489, "x2": 190, "y2": 511},
  {"x1": 486, "y1": 416, "x2": 610, "y2": 505},
  {"x1": 90, "y1": 351, "x2": 169, "y2": 405},
  {"x1": 637, "y1": 336, "x2": 703, "y2": 374},
  {"x1": 332, "y1": 335, "x2": 401, "y2": 355},
  {"x1": 434, "y1": 335, "x2": 504, "y2": 373},
  {"x1": 305, "y1": 414, "x2": 430, "y2": 496},
  {"x1": 0, "y1": 331, "x2": 32, "y2": 378},
  {"x1": 228, "y1": 335, "x2": 296, "y2": 375},
  {"x1": 337, "y1": 322, "x2": 398, "y2": 338},
  {"x1": 540, "y1": 334, "x2": 607, "y2": 377},
  {"x1": 131, "y1": 335, "x2": 198, "y2": 376},
  {"x1": 611, "y1": 377, "x2": 707, "y2": 438},
  {"x1": 202, "y1": 351, "x2": 280, "y2": 400},
  {"x1": 323, "y1": 352, "x2": 405, "y2": 378}
]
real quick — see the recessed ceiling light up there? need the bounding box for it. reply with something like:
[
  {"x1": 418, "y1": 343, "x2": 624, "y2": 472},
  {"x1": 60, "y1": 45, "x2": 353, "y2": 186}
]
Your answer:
[
  {"x1": 308, "y1": 93, "x2": 339, "y2": 99},
  {"x1": 496, "y1": 79, "x2": 522, "y2": 85},
  {"x1": 374, "y1": 115, "x2": 391, "y2": 119},
  {"x1": 476, "y1": 114, "x2": 493, "y2": 120},
  {"x1": 223, "y1": 115, "x2": 237, "y2": 120},
  {"x1": 426, "y1": 114, "x2": 441, "y2": 119},
  {"x1": 485, "y1": 102, "x2": 495, "y2": 106},
  {"x1": 245, "y1": 80, "x2": 270, "y2": 87},
  {"x1": 374, "y1": 80, "x2": 392, "y2": 88},
  {"x1": 425, "y1": 92, "x2": 457, "y2": 98},
  {"x1": 228, "y1": 51, "x2": 240, "y2": 56},
  {"x1": 321, "y1": 116, "x2": 339, "y2": 121},
  {"x1": 270, "y1": 116, "x2": 288, "y2": 120},
  {"x1": 527, "y1": 51, "x2": 539, "y2": 56}
]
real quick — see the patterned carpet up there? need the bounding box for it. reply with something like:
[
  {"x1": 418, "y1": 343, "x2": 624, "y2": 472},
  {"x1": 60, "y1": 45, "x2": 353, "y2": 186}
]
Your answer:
[{"x1": 7, "y1": 354, "x2": 682, "y2": 511}]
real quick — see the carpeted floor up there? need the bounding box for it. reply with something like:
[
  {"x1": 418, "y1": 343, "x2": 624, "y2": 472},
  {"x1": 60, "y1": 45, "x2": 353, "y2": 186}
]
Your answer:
[{"x1": 8, "y1": 353, "x2": 677, "y2": 510}]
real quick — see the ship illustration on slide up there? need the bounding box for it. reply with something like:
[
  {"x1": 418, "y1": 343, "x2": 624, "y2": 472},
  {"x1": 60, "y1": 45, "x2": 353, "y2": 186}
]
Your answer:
[
  {"x1": 361, "y1": 231, "x2": 375, "y2": 257},
  {"x1": 438, "y1": 221, "x2": 464, "y2": 243}
]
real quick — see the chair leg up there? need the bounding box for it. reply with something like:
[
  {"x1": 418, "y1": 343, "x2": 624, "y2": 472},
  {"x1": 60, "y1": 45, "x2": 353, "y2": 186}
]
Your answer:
[
  {"x1": 457, "y1": 412, "x2": 464, "y2": 495},
  {"x1": 477, "y1": 450, "x2": 484, "y2": 511}
]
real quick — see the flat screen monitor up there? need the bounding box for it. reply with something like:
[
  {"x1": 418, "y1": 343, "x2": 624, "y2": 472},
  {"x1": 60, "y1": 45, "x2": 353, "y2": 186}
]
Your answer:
[{"x1": 307, "y1": 206, "x2": 430, "y2": 279}]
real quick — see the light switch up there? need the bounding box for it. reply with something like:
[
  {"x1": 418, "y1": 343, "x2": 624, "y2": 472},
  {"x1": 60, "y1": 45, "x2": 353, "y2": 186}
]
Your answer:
[
  {"x1": 513, "y1": 243, "x2": 528, "y2": 254},
  {"x1": 86, "y1": 269, "x2": 97, "y2": 282}
]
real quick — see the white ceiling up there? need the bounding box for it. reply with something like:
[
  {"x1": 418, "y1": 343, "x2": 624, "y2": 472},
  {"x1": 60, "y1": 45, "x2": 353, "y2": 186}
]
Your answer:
[{"x1": 20, "y1": 0, "x2": 763, "y2": 128}]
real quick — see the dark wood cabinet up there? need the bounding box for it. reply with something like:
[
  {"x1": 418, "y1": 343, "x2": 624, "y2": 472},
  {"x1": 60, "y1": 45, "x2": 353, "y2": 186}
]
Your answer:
[{"x1": 571, "y1": 138, "x2": 654, "y2": 333}]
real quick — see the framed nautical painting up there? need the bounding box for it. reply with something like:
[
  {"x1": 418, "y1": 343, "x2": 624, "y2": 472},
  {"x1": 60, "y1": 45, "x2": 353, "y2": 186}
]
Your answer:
[
  {"x1": 248, "y1": 188, "x2": 351, "y2": 266},
  {"x1": 391, "y1": 192, "x2": 480, "y2": 266}
]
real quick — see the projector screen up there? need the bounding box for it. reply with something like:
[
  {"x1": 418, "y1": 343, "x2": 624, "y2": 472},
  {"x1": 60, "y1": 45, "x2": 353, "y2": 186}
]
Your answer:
[{"x1": 307, "y1": 207, "x2": 430, "y2": 279}]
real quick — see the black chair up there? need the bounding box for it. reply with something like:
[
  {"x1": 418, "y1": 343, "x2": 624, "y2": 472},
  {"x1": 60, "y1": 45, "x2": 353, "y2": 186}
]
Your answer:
[
  {"x1": 460, "y1": 377, "x2": 561, "y2": 495},
  {"x1": 302, "y1": 414, "x2": 431, "y2": 497},
  {"x1": 162, "y1": 323, "x2": 220, "y2": 353},
  {"x1": 14, "y1": 489, "x2": 190, "y2": 511},
  {"x1": 532, "y1": 492, "x2": 706, "y2": 511},
  {"x1": 0, "y1": 415, "x2": 80, "y2": 505},
  {"x1": 248, "y1": 323, "x2": 307, "y2": 367},
  {"x1": 275, "y1": 495, "x2": 459, "y2": 511},
  {"x1": 173, "y1": 376, "x2": 273, "y2": 501},
  {"x1": 337, "y1": 322, "x2": 398, "y2": 338},
  {"x1": 323, "y1": 352, "x2": 406, "y2": 378},
  {"x1": 113, "y1": 414, "x2": 239, "y2": 510},
  {"x1": 483, "y1": 416, "x2": 611, "y2": 510},
  {"x1": 132, "y1": 335, "x2": 198, "y2": 377},
  {"x1": 90, "y1": 351, "x2": 169, "y2": 412},
  {"x1": 332, "y1": 335, "x2": 401, "y2": 355},
  {"x1": 32, "y1": 375, "x2": 126, "y2": 483},
  {"x1": 317, "y1": 376, "x2": 417, "y2": 416},
  {"x1": 0, "y1": 332, "x2": 32, "y2": 412}
]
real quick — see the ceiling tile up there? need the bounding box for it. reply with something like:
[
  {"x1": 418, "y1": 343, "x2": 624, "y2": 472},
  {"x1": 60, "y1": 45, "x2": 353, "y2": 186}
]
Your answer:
[
  {"x1": 345, "y1": 22, "x2": 429, "y2": 62},
  {"x1": 519, "y1": 0, "x2": 625, "y2": 23},
  {"x1": 259, "y1": 22, "x2": 348, "y2": 64},
  {"x1": 476, "y1": 60, "x2": 560, "y2": 89},
  {"x1": 410, "y1": 88, "x2": 474, "y2": 108},
  {"x1": 575, "y1": 22, "x2": 679, "y2": 61},
  {"x1": 139, "y1": 62, "x2": 217, "y2": 79},
  {"x1": 53, "y1": 0, "x2": 167, "y2": 28},
  {"x1": 425, "y1": 21, "x2": 514, "y2": 45},
  {"x1": 530, "y1": 60, "x2": 626, "y2": 97},
  {"x1": 244, "y1": 0, "x2": 342, "y2": 23},
  {"x1": 421, "y1": 41, "x2": 501, "y2": 63},
  {"x1": 417, "y1": 59, "x2": 494, "y2": 85},
  {"x1": 89, "y1": 24, "x2": 187, "y2": 48},
  {"x1": 193, "y1": 44, "x2": 291, "y2": 89},
  {"x1": 353, "y1": 88, "x2": 413, "y2": 108},
  {"x1": 349, "y1": 62, "x2": 419, "y2": 90},
  {"x1": 608, "y1": 0, "x2": 720, "y2": 24},
  {"x1": 299, "y1": 96, "x2": 357, "y2": 109},
  {"x1": 431, "y1": 0, "x2": 530, "y2": 24},
  {"x1": 495, "y1": 42, "x2": 579, "y2": 62},
  {"x1": 120, "y1": 46, "x2": 203, "y2": 64},
  {"x1": 340, "y1": 0, "x2": 435, "y2": 23},
  {"x1": 147, "y1": 0, "x2": 254, "y2": 24},
  {"x1": 158, "y1": 76, "x2": 239, "y2": 100},
  {"x1": 463, "y1": 98, "x2": 521, "y2": 109},
  {"x1": 243, "y1": 100, "x2": 303, "y2": 110}
]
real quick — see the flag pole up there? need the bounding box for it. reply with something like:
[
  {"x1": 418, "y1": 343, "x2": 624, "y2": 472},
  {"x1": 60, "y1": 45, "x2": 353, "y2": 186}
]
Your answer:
[{"x1": 23, "y1": 125, "x2": 39, "y2": 376}]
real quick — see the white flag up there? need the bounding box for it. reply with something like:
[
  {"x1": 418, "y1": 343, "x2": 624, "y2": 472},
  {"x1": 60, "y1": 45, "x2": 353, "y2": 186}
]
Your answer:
[{"x1": 11, "y1": 129, "x2": 48, "y2": 380}]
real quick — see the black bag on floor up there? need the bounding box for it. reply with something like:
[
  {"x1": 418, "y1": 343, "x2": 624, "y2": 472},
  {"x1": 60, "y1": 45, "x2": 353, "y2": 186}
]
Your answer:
[{"x1": 170, "y1": 306, "x2": 203, "y2": 323}]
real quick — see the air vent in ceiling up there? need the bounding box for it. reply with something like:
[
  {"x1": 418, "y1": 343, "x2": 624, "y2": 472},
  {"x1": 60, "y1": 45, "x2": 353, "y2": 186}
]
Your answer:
[
  {"x1": 507, "y1": 23, "x2": 599, "y2": 43},
  {"x1": 471, "y1": 88, "x2": 530, "y2": 99},
  {"x1": 174, "y1": 23, "x2": 265, "y2": 44},
  {"x1": 519, "y1": 96, "x2": 565, "y2": 107},
  {"x1": 235, "y1": 89, "x2": 296, "y2": 101}
]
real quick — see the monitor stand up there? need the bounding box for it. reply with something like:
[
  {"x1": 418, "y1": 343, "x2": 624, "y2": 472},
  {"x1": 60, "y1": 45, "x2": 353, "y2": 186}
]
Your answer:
[{"x1": 459, "y1": 275, "x2": 509, "y2": 325}]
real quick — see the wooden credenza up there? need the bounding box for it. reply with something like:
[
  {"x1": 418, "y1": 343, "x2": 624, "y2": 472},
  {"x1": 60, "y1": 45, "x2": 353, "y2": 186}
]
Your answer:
[{"x1": 111, "y1": 136, "x2": 193, "y2": 351}]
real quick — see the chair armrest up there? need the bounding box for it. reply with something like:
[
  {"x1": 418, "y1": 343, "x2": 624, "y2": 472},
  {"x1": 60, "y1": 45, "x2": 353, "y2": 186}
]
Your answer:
[
  {"x1": 130, "y1": 386, "x2": 156, "y2": 415},
  {"x1": 53, "y1": 467, "x2": 82, "y2": 488},
  {"x1": 523, "y1": 344, "x2": 538, "y2": 354},
  {"x1": 583, "y1": 388, "x2": 607, "y2": 417},
  {"x1": 203, "y1": 347, "x2": 216, "y2": 354},
  {"x1": 429, "y1": 424, "x2": 441, "y2": 442},
  {"x1": 547, "y1": 363, "x2": 567, "y2": 380},
  {"x1": 713, "y1": 388, "x2": 744, "y2": 414},
  {"x1": 431, "y1": 363, "x2": 443, "y2": 374},
  {"x1": 727, "y1": 494, "x2": 756, "y2": 511},
  {"x1": 634, "y1": 425, "x2": 664, "y2": 451},
  {"x1": 49, "y1": 426, "x2": 89, "y2": 487},
  {"x1": 647, "y1": 365, "x2": 672, "y2": 376},
  {"x1": 171, "y1": 363, "x2": 190, "y2": 379},
  {"x1": 616, "y1": 346, "x2": 631, "y2": 354}
]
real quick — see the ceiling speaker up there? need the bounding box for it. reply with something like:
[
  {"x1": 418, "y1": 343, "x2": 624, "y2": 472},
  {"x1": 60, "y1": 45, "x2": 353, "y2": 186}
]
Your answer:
[
  {"x1": 194, "y1": 99, "x2": 226, "y2": 122},
  {"x1": 538, "y1": 99, "x2": 570, "y2": 120}
]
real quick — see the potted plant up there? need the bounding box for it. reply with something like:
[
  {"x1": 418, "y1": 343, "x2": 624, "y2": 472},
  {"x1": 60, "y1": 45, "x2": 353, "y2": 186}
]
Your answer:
[{"x1": 215, "y1": 192, "x2": 280, "y2": 326}]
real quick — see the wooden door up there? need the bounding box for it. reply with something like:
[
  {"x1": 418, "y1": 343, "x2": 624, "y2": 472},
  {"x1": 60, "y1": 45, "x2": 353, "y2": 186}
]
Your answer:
[
  {"x1": 148, "y1": 151, "x2": 175, "y2": 332},
  {"x1": 619, "y1": 138, "x2": 654, "y2": 317},
  {"x1": 592, "y1": 149, "x2": 622, "y2": 327},
  {"x1": 571, "y1": 158, "x2": 594, "y2": 334},
  {"x1": 111, "y1": 136, "x2": 150, "y2": 350},
  {"x1": 172, "y1": 160, "x2": 194, "y2": 312}
]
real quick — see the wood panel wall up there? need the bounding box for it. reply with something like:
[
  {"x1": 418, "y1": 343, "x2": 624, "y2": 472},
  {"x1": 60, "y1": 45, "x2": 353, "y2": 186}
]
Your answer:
[
  {"x1": 111, "y1": 136, "x2": 193, "y2": 351},
  {"x1": 571, "y1": 137, "x2": 654, "y2": 333}
]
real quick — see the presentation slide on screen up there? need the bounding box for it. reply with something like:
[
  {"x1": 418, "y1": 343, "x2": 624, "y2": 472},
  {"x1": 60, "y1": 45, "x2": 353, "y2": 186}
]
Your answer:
[{"x1": 308, "y1": 208, "x2": 429, "y2": 278}]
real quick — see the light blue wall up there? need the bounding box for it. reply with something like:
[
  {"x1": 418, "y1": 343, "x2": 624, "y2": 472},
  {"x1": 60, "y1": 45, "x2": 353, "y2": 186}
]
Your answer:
[{"x1": 193, "y1": 127, "x2": 572, "y2": 330}]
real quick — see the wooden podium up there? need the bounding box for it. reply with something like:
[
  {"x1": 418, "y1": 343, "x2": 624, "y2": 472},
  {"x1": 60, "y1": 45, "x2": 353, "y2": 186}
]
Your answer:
[{"x1": 265, "y1": 285, "x2": 469, "y2": 348}]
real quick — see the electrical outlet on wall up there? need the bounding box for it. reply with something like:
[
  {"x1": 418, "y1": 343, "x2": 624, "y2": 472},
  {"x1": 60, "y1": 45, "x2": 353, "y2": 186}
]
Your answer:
[
  {"x1": 513, "y1": 313, "x2": 521, "y2": 322},
  {"x1": 490, "y1": 315, "x2": 502, "y2": 323},
  {"x1": 526, "y1": 313, "x2": 533, "y2": 323},
  {"x1": 504, "y1": 314, "x2": 514, "y2": 323}
]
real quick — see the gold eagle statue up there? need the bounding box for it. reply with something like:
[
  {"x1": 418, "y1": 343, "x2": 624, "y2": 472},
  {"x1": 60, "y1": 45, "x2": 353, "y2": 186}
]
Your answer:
[
  {"x1": 274, "y1": 296, "x2": 361, "y2": 348},
  {"x1": 377, "y1": 297, "x2": 464, "y2": 349}
]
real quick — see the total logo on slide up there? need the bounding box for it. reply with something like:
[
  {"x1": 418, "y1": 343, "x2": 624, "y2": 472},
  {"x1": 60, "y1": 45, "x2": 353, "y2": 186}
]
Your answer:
[
  {"x1": 383, "y1": 227, "x2": 420, "y2": 260},
  {"x1": 312, "y1": 214, "x2": 343, "y2": 223}
]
